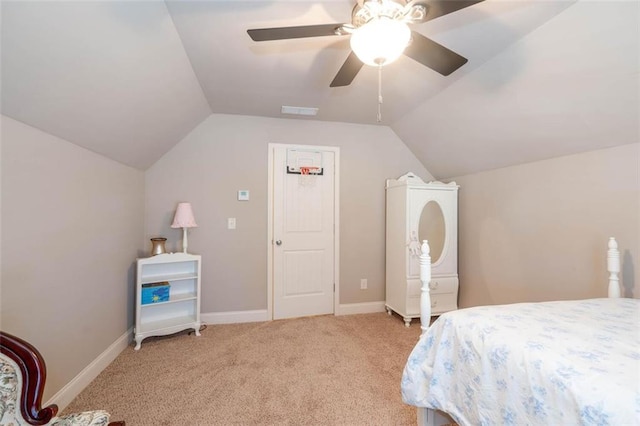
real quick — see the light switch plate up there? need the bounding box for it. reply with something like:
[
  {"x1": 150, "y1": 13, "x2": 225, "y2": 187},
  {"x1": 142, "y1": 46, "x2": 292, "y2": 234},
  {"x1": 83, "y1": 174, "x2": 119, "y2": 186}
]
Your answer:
[
  {"x1": 238, "y1": 190, "x2": 249, "y2": 201},
  {"x1": 227, "y1": 218, "x2": 236, "y2": 229}
]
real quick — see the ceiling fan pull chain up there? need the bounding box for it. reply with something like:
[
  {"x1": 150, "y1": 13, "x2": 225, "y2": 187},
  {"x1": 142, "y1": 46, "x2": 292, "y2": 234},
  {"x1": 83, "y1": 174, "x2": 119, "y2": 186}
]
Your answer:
[{"x1": 377, "y1": 63, "x2": 383, "y2": 122}]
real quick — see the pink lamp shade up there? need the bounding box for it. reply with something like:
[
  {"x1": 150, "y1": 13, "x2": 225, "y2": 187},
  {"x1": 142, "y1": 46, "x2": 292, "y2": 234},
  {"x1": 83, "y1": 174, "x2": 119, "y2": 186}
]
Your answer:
[{"x1": 171, "y1": 202, "x2": 198, "y2": 228}]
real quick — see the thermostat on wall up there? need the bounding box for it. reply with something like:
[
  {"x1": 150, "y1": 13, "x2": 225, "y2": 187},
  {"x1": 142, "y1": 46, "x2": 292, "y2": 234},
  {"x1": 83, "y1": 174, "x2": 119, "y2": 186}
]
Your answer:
[{"x1": 238, "y1": 190, "x2": 249, "y2": 201}]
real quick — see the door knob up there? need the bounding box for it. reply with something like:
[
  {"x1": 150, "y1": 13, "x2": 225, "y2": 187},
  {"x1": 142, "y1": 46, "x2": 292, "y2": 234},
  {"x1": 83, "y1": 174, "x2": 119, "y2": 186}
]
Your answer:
[{"x1": 275, "y1": 240, "x2": 282, "y2": 246}]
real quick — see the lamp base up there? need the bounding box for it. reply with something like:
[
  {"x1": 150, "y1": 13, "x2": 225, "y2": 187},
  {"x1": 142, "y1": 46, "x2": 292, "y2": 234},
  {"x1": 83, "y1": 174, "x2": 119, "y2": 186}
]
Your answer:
[{"x1": 182, "y1": 227, "x2": 188, "y2": 254}]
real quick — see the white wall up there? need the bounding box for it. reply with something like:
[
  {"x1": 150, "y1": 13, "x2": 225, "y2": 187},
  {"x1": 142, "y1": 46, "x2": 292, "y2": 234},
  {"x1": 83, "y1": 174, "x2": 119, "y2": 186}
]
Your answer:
[
  {"x1": 0, "y1": 116, "x2": 144, "y2": 400},
  {"x1": 453, "y1": 144, "x2": 639, "y2": 307},
  {"x1": 145, "y1": 113, "x2": 433, "y2": 314}
]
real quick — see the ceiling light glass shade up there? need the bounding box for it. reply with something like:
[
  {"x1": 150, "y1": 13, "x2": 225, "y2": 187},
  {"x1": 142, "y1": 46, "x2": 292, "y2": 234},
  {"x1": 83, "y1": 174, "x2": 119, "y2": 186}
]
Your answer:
[{"x1": 350, "y1": 18, "x2": 411, "y2": 66}]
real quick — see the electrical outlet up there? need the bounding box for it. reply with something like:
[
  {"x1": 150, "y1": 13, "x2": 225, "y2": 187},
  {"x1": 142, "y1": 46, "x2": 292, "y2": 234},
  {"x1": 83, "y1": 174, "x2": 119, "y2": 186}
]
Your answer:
[
  {"x1": 227, "y1": 218, "x2": 236, "y2": 229},
  {"x1": 360, "y1": 279, "x2": 367, "y2": 290}
]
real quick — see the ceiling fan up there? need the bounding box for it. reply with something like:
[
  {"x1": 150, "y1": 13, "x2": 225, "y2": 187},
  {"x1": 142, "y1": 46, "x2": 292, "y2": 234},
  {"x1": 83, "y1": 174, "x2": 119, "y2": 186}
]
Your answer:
[{"x1": 247, "y1": 0, "x2": 484, "y2": 87}]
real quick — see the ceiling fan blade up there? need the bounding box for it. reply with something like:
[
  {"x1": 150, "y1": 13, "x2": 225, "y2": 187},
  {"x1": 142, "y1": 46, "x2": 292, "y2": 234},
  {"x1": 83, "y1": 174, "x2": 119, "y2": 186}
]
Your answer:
[
  {"x1": 330, "y1": 52, "x2": 364, "y2": 87},
  {"x1": 422, "y1": 0, "x2": 484, "y2": 22},
  {"x1": 404, "y1": 31, "x2": 468, "y2": 76},
  {"x1": 247, "y1": 24, "x2": 346, "y2": 41}
]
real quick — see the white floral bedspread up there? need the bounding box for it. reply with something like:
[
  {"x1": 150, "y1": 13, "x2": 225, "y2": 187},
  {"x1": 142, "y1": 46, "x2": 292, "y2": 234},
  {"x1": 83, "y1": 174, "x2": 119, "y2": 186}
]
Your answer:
[{"x1": 401, "y1": 298, "x2": 640, "y2": 426}]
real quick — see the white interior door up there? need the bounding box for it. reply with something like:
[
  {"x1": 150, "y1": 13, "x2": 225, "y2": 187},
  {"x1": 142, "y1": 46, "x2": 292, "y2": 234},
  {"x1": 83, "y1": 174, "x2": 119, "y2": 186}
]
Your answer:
[{"x1": 269, "y1": 144, "x2": 338, "y2": 320}]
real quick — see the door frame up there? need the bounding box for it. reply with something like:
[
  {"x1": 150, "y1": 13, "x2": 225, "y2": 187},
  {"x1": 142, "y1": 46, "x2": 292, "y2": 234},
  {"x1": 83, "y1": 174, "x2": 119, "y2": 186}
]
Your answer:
[{"x1": 267, "y1": 143, "x2": 340, "y2": 320}]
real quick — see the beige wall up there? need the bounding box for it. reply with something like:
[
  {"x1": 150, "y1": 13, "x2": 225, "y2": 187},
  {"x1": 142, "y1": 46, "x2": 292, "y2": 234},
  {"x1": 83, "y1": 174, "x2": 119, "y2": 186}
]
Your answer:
[
  {"x1": 0, "y1": 116, "x2": 144, "y2": 400},
  {"x1": 2, "y1": 110, "x2": 635, "y2": 401},
  {"x1": 453, "y1": 143, "x2": 639, "y2": 307},
  {"x1": 145, "y1": 113, "x2": 432, "y2": 312}
]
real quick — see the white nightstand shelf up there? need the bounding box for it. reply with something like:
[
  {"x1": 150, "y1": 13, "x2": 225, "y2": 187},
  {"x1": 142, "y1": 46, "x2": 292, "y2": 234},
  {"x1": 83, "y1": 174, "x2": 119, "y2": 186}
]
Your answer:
[
  {"x1": 140, "y1": 272, "x2": 198, "y2": 285},
  {"x1": 140, "y1": 293, "x2": 197, "y2": 306},
  {"x1": 135, "y1": 253, "x2": 201, "y2": 350},
  {"x1": 137, "y1": 315, "x2": 198, "y2": 335}
]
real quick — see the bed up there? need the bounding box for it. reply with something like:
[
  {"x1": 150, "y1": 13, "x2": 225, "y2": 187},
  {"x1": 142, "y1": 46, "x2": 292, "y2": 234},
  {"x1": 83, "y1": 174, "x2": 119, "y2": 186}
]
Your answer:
[{"x1": 401, "y1": 237, "x2": 640, "y2": 426}]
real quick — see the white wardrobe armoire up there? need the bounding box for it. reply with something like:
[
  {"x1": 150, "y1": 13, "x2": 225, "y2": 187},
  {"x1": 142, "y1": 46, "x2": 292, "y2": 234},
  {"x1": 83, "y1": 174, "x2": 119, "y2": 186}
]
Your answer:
[{"x1": 385, "y1": 172, "x2": 459, "y2": 327}]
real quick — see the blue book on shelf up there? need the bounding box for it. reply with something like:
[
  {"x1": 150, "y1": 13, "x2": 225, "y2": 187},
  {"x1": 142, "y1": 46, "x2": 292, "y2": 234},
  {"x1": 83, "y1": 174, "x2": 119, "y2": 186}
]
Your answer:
[{"x1": 141, "y1": 282, "x2": 170, "y2": 304}]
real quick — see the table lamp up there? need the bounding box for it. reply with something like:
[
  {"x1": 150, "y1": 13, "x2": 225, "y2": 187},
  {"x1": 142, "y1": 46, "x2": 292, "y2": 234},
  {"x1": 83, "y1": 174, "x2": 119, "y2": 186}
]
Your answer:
[{"x1": 171, "y1": 202, "x2": 198, "y2": 254}]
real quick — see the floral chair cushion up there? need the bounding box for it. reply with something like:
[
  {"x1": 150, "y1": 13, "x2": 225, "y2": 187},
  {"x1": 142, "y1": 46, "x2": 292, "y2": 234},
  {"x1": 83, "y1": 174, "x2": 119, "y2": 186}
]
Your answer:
[
  {"x1": 51, "y1": 411, "x2": 110, "y2": 426},
  {"x1": 0, "y1": 359, "x2": 18, "y2": 425},
  {"x1": 0, "y1": 357, "x2": 110, "y2": 426}
]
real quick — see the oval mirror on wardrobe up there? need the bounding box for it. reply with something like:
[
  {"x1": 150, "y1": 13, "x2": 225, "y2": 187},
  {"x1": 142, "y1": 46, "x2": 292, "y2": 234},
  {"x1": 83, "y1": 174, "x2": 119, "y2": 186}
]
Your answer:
[{"x1": 418, "y1": 201, "x2": 445, "y2": 264}]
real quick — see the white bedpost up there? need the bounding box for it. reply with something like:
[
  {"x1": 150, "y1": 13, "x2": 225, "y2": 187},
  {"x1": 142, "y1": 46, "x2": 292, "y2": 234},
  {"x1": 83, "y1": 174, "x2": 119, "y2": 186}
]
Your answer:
[
  {"x1": 420, "y1": 240, "x2": 432, "y2": 335},
  {"x1": 607, "y1": 237, "x2": 621, "y2": 298}
]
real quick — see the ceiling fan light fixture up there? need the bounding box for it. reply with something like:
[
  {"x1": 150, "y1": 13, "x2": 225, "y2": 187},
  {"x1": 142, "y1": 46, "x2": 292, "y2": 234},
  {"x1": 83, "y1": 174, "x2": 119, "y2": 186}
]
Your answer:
[{"x1": 350, "y1": 17, "x2": 410, "y2": 66}]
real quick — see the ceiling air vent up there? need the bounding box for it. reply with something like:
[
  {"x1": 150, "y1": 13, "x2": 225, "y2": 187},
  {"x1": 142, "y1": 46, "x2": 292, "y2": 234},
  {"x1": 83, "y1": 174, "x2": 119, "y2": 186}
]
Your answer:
[{"x1": 281, "y1": 106, "x2": 319, "y2": 116}]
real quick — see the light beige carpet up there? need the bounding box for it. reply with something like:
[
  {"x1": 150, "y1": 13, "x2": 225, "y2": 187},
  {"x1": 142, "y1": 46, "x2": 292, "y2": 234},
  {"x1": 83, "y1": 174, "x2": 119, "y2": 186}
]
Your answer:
[{"x1": 63, "y1": 313, "x2": 423, "y2": 425}]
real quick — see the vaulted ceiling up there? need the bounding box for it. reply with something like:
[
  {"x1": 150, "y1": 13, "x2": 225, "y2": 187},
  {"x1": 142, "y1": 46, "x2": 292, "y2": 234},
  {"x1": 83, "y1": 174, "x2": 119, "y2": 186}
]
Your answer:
[{"x1": 2, "y1": 1, "x2": 638, "y2": 178}]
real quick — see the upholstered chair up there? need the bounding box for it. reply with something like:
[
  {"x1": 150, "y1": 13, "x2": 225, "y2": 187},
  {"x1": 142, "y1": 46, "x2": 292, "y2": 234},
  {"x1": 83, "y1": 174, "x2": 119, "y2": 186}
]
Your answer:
[{"x1": 0, "y1": 331, "x2": 124, "y2": 426}]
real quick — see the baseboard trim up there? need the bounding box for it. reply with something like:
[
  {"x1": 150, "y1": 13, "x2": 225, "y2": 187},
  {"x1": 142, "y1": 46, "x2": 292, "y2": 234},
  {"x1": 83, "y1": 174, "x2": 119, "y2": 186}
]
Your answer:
[
  {"x1": 201, "y1": 309, "x2": 269, "y2": 325},
  {"x1": 202, "y1": 304, "x2": 386, "y2": 323},
  {"x1": 336, "y1": 301, "x2": 386, "y2": 316},
  {"x1": 45, "y1": 327, "x2": 133, "y2": 412}
]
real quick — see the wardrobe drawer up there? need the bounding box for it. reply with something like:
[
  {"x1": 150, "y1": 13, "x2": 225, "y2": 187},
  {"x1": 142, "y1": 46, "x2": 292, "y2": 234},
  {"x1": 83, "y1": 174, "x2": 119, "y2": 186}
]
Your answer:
[
  {"x1": 407, "y1": 277, "x2": 458, "y2": 296},
  {"x1": 407, "y1": 279, "x2": 422, "y2": 297},
  {"x1": 428, "y1": 277, "x2": 458, "y2": 295},
  {"x1": 407, "y1": 291, "x2": 458, "y2": 316},
  {"x1": 431, "y1": 292, "x2": 458, "y2": 315}
]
